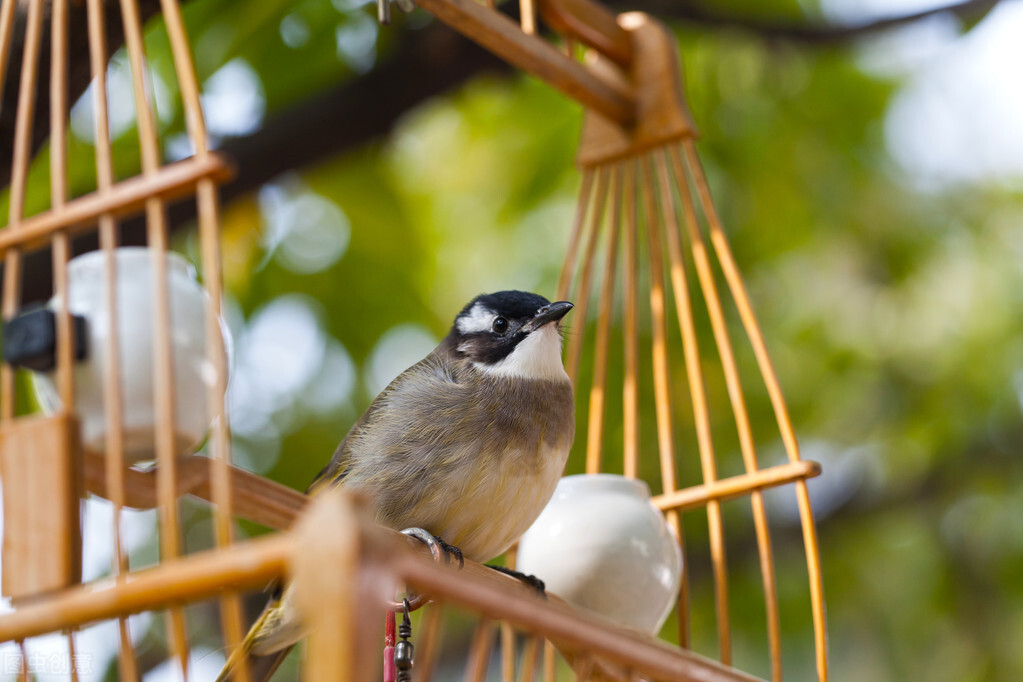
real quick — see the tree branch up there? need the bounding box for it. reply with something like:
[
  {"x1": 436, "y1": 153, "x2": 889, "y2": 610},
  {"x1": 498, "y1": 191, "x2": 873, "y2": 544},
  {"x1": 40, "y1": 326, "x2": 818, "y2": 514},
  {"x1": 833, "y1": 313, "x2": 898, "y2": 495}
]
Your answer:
[
  {"x1": 14, "y1": 21, "x2": 510, "y2": 304},
  {"x1": 636, "y1": 0, "x2": 1004, "y2": 44},
  {"x1": 2, "y1": 0, "x2": 1009, "y2": 303}
]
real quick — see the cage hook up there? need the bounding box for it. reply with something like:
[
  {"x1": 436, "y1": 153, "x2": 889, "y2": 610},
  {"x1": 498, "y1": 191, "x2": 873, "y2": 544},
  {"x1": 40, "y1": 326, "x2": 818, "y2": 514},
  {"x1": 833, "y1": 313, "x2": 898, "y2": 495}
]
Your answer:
[{"x1": 394, "y1": 598, "x2": 414, "y2": 682}]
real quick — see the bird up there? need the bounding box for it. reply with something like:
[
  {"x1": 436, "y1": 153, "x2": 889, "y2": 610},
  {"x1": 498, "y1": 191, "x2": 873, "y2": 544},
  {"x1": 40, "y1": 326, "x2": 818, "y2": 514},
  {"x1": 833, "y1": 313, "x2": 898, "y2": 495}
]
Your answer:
[{"x1": 219, "y1": 290, "x2": 575, "y2": 681}]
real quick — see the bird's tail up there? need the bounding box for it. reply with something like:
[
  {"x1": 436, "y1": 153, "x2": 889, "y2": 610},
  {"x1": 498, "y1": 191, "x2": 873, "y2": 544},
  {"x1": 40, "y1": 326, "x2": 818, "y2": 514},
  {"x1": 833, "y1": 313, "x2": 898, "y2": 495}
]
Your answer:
[
  {"x1": 216, "y1": 593, "x2": 302, "y2": 682},
  {"x1": 217, "y1": 644, "x2": 292, "y2": 682}
]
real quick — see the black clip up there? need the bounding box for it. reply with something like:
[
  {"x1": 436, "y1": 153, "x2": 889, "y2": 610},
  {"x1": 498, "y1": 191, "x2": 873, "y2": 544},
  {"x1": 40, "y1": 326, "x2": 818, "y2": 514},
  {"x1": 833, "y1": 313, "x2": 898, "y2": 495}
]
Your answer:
[{"x1": 2, "y1": 307, "x2": 87, "y2": 372}]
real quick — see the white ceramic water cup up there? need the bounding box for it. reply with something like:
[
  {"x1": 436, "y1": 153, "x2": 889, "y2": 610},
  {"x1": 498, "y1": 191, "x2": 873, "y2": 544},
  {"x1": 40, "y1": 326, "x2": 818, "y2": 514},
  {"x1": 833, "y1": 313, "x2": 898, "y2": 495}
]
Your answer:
[
  {"x1": 516, "y1": 474, "x2": 683, "y2": 634},
  {"x1": 34, "y1": 247, "x2": 227, "y2": 463}
]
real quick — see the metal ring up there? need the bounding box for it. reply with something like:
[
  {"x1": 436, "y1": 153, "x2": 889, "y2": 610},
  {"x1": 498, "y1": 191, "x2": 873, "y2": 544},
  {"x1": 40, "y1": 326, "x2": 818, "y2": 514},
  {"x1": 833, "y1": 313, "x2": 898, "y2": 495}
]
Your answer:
[{"x1": 386, "y1": 527, "x2": 444, "y2": 612}]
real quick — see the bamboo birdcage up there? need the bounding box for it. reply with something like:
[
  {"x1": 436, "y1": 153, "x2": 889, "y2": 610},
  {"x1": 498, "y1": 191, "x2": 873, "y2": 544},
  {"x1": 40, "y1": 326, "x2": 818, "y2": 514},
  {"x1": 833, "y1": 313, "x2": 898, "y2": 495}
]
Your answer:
[{"x1": 0, "y1": 0, "x2": 827, "y2": 681}]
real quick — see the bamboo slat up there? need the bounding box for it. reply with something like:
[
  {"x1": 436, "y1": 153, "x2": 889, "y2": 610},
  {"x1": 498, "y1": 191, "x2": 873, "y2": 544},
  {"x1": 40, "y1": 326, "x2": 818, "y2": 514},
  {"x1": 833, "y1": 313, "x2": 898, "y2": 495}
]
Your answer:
[
  {"x1": 564, "y1": 166, "x2": 610, "y2": 381},
  {"x1": 682, "y1": 140, "x2": 828, "y2": 681},
  {"x1": 84, "y1": 0, "x2": 139, "y2": 674},
  {"x1": 466, "y1": 619, "x2": 494, "y2": 682},
  {"x1": 49, "y1": 0, "x2": 79, "y2": 670},
  {"x1": 114, "y1": 2, "x2": 190, "y2": 671},
  {"x1": 502, "y1": 621, "x2": 517, "y2": 682},
  {"x1": 414, "y1": 604, "x2": 445, "y2": 682},
  {"x1": 50, "y1": 0, "x2": 74, "y2": 412},
  {"x1": 621, "y1": 161, "x2": 639, "y2": 480},
  {"x1": 584, "y1": 163, "x2": 622, "y2": 473},
  {"x1": 668, "y1": 146, "x2": 784, "y2": 679},
  {"x1": 637, "y1": 157, "x2": 691, "y2": 650},
  {"x1": 557, "y1": 169, "x2": 595, "y2": 302},
  {"x1": 520, "y1": 635, "x2": 542, "y2": 682},
  {"x1": 654, "y1": 149, "x2": 732, "y2": 663}
]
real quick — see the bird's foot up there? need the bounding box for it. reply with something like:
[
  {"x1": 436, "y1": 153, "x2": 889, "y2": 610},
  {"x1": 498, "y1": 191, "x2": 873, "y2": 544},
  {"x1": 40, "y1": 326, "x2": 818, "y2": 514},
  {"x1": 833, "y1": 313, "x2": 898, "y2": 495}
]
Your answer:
[
  {"x1": 435, "y1": 536, "x2": 464, "y2": 568},
  {"x1": 488, "y1": 565, "x2": 546, "y2": 599},
  {"x1": 400, "y1": 528, "x2": 464, "y2": 568}
]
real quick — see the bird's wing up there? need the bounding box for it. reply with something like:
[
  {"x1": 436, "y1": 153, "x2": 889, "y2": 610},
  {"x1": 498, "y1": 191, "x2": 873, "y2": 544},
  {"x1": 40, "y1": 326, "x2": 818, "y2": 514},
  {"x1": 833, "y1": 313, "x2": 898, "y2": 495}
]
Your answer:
[
  {"x1": 221, "y1": 347, "x2": 463, "y2": 682},
  {"x1": 305, "y1": 346, "x2": 460, "y2": 497}
]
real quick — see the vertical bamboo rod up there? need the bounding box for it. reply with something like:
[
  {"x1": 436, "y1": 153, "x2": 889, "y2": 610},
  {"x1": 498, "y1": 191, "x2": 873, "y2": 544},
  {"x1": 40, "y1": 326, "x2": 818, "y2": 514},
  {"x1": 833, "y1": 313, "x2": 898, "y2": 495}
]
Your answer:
[
  {"x1": 157, "y1": 0, "x2": 209, "y2": 152},
  {"x1": 84, "y1": 0, "x2": 139, "y2": 676},
  {"x1": 197, "y1": 175, "x2": 249, "y2": 658},
  {"x1": 682, "y1": 140, "x2": 827, "y2": 680},
  {"x1": 564, "y1": 166, "x2": 609, "y2": 382},
  {"x1": 501, "y1": 622, "x2": 516, "y2": 682},
  {"x1": 157, "y1": 0, "x2": 249, "y2": 668},
  {"x1": 621, "y1": 161, "x2": 639, "y2": 480},
  {"x1": 557, "y1": 169, "x2": 594, "y2": 302},
  {"x1": 519, "y1": 635, "x2": 541, "y2": 682},
  {"x1": 638, "y1": 155, "x2": 689, "y2": 649},
  {"x1": 0, "y1": 252, "x2": 19, "y2": 417},
  {"x1": 543, "y1": 640, "x2": 556, "y2": 682},
  {"x1": 17, "y1": 640, "x2": 26, "y2": 682},
  {"x1": 114, "y1": 2, "x2": 191, "y2": 675},
  {"x1": 638, "y1": 157, "x2": 678, "y2": 499},
  {"x1": 671, "y1": 142, "x2": 778, "y2": 668},
  {"x1": 0, "y1": 0, "x2": 18, "y2": 104},
  {"x1": 0, "y1": 2, "x2": 16, "y2": 411},
  {"x1": 1, "y1": 0, "x2": 45, "y2": 421},
  {"x1": 654, "y1": 150, "x2": 733, "y2": 663},
  {"x1": 519, "y1": 0, "x2": 536, "y2": 34},
  {"x1": 414, "y1": 604, "x2": 444, "y2": 682},
  {"x1": 6, "y1": 0, "x2": 43, "y2": 226},
  {"x1": 50, "y1": 1, "x2": 81, "y2": 671},
  {"x1": 465, "y1": 619, "x2": 494, "y2": 682},
  {"x1": 50, "y1": 0, "x2": 74, "y2": 409},
  {"x1": 584, "y1": 163, "x2": 622, "y2": 474},
  {"x1": 67, "y1": 627, "x2": 79, "y2": 681}
]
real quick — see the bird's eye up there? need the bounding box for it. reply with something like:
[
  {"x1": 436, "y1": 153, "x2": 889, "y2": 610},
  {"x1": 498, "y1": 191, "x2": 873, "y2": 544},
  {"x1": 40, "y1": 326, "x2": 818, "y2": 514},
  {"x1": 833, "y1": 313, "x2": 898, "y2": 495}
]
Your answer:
[{"x1": 492, "y1": 317, "x2": 509, "y2": 335}]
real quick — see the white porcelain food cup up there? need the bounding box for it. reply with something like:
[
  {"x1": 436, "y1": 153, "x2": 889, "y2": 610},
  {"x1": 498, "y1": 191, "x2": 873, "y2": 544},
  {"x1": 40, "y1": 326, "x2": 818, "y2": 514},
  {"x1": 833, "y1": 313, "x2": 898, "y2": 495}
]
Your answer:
[
  {"x1": 516, "y1": 473, "x2": 683, "y2": 635},
  {"x1": 34, "y1": 247, "x2": 225, "y2": 463}
]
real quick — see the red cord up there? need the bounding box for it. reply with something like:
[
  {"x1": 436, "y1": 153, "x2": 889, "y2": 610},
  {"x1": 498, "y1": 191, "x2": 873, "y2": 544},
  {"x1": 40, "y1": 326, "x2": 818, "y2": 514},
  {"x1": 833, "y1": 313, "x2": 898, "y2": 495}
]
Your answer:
[{"x1": 383, "y1": 610, "x2": 397, "y2": 682}]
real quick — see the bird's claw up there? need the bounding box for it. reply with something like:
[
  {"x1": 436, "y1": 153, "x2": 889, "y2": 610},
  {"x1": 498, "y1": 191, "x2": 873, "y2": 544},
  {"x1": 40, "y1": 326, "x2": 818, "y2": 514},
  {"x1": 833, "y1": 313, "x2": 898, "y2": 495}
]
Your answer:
[
  {"x1": 488, "y1": 565, "x2": 547, "y2": 599},
  {"x1": 400, "y1": 527, "x2": 464, "y2": 568},
  {"x1": 435, "y1": 536, "x2": 464, "y2": 568}
]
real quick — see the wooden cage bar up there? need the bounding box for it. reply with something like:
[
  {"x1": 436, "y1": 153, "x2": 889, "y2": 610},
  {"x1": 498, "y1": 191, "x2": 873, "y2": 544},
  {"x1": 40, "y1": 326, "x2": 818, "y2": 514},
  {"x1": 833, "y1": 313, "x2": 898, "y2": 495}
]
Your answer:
[
  {"x1": 563, "y1": 165, "x2": 609, "y2": 382},
  {"x1": 653, "y1": 150, "x2": 734, "y2": 666},
  {"x1": 681, "y1": 140, "x2": 829, "y2": 681},
  {"x1": 49, "y1": 4, "x2": 82, "y2": 671},
  {"x1": 84, "y1": 0, "x2": 143, "y2": 673},
  {"x1": 621, "y1": 160, "x2": 639, "y2": 481},
  {"x1": 583, "y1": 162, "x2": 622, "y2": 474}
]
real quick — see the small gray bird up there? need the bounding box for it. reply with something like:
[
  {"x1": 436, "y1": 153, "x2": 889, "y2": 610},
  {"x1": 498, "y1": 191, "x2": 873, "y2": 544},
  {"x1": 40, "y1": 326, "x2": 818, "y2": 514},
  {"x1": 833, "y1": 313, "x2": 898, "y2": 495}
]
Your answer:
[{"x1": 221, "y1": 290, "x2": 575, "y2": 681}]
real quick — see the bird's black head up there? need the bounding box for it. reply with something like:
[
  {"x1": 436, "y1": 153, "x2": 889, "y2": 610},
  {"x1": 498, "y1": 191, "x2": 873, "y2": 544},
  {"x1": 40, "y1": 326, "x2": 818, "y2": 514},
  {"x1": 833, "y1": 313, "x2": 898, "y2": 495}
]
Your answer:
[{"x1": 449, "y1": 290, "x2": 573, "y2": 378}]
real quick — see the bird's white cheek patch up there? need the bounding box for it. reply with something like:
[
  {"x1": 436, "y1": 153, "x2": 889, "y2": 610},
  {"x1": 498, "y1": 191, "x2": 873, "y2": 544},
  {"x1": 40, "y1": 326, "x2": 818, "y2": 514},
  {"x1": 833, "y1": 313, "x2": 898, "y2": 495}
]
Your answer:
[
  {"x1": 456, "y1": 303, "x2": 495, "y2": 334},
  {"x1": 478, "y1": 325, "x2": 568, "y2": 381}
]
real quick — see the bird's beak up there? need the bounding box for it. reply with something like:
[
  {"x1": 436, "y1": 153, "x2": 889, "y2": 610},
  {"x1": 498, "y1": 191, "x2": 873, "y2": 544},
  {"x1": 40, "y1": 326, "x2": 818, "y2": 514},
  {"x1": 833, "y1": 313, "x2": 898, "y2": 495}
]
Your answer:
[{"x1": 526, "y1": 301, "x2": 574, "y2": 332}]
